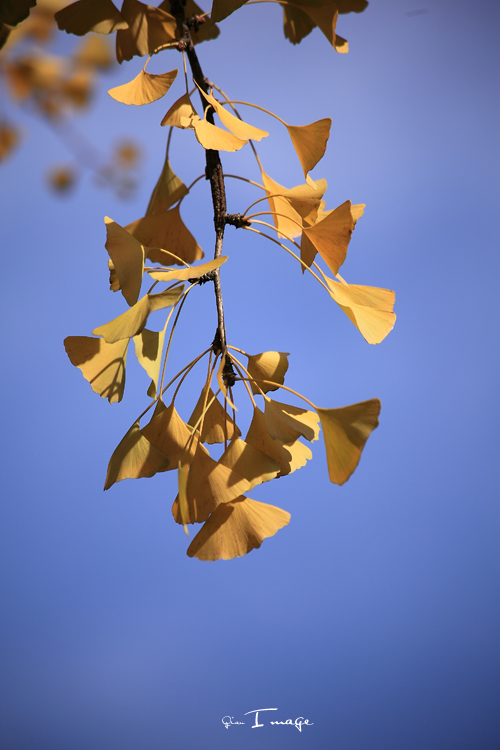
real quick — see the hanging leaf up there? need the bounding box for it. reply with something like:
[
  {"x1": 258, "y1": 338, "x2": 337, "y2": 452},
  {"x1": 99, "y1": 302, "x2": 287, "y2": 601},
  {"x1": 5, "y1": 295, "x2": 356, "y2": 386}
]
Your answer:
[
  {"x1": 264, "y1": 398, "x2": 320, "y2": 443},
  {"x1": 210, "y1": 0, "x2": 246, "y2": 23},
  {"x1": 126, "y1": 205, "x2": 204, "y2": 266},
  {"x1": 73, "y1": 34, "x2": 114, "y2": 70},
  {"x1": 0, "y1": 0, "x2": 36, "y2": 27},
  {"x1": 93, "y1": 287, "x2": 184, "y2": 343},
  {"x1": 197, "y1": 84, "x2": 268, "y2": 141},
  {"x1": 104, "y1": 420, "x2": 169, "y2": 490},
  {"x1": 116, "y1": 0, "x2": 177, "y2": 64},
  {"x1": 146, "y1": 153, "x2": 189, "y2": 215},
  {"x1": 245, "y1": 406, "x2": 312, "y2": 477},
  {"x1": 148, "y1": 256, "x2": 227, "y2": 282},
  {"x1": 142, "y1": 402, "x2": 205, "y2": 469},
  {"x1": 186, "y1": 496, "x2": 290, "y2": 561},
  {"x1": 326, "y1": 277, "x2": 396, "y2": 344},
  {"x1": 261, "y1": 170, "x2": 303, "y2": 240},
  {"x1": 246, "y1": 351, "x2": 289, "y2": 395},
  {"x1": 161, "y1": 93, "x2": 197, "y2": 129},
  {"x1": 219, "y1": 438, "x2": 280, "y2": 490},
  {"x1": 192, "y1": 115, "x2": 247, "y2": 152},
  {"x1": 188, "y1": 385, "x2": 241, "y2": 444},
  {"x1": 132, "y1": 326, "x2": 167, "y2": 397},
  {"x1": 104, "y1": 216, "x2": 144, "y2": 306},
  {"x1": 316, "y1": 399, "x2": 381, "y2": 485},
  {"x1": 0, "y1": 122, "x2": 20, "y2": 162},
  {"x1": 286, "y1": 118, "x2": 331, "y2": 178},
  {"x1": 64, "y1": 335, "x2": 128, "y2": 403},
  {"x1": 55, "y1": 0, "x2": 128, "y2": 36},
  {"x1": 184, "y1": 0, "x2": 220, "y2": 44},
  {"x1": 108, "y1": 67, "x2": 177, "y2": 105},
  {"x1": 301, "y1": 199, "x2": 358, "y2": 274},
  {"x1": 283, "y1": 4, "x2": 315, "y2": 45}
]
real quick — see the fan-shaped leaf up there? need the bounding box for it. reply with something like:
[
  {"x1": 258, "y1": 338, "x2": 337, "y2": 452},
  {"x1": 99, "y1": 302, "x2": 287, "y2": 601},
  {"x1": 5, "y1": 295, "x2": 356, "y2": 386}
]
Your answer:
[
  {"x1": 210, "y1": 0, "x2": 246, "y2": 23},
  {"x1": 246, "y1": 351, "x2": 289, "y2": 395},
  {"x1": 219, "y1": 438, "x2": 280, "y2": 490},
  {"x1": 326, "y1": 277, "x2": 396, "y2": 344},
  {"x1": 55, "y1": 0, "x2": 128, "y2": 36},
  {"x1": 142, "y1": 402, "x2": 204, "y2": 469},
  {"x1": 64, "y1": 335, "x2": 128, "y2": 403},
  {"x1": 73, "y1": 34, "x2": 114, "y2": 70},
  {"x1": 132, "y1": 326, "x2": 167, "y2": 397},
  {"x1": 245, "y1": 407, "x2": 312, "y2": 477},
  {"x1": 188, "y1": 385, "x2": 241, "y2": 444},
  {"x1": 104, "y1": 216, "x2": 144, "y2": 306},
  {"x1": 116, "y1": 0, "x2": 177, "y2": 64},
  {"x1": 192, "y1": 115, "x2": 247, "y2": 152},
  {"x1": 283, "y1": 4, "x2": 315, "y2": 45},
  {"x1": 126, "y1": 205, "x2": 204, "y2": 266},
  {"x1": 146, "y1": 154, "x2": 188, "y2": 215},
  {"x1": 161, "y1": 93, "x2": 197, "y2": 128},
  {"x1": 197, "y1": 85, "x2": 268, "y2": 141},
  {"x1": 301, "y1": 199, "x2": 357, "y2": 274},
  {"x1": 261, "y1": 170, "x2": 303, "y2": 240},
  {"x1": 148, "y1": 256, "x2": 227, "y2": 282},
  {"x1": 108, "y1": 67, "x2": 177, "y2": 105},
  {"x1": 286, "y1": 118, "x2": 331, "y2": 178},
  {"x1": 264, "y1": 398, "x2": 320, "y2": 443},
  {"x1": 104, "y1": 420, "x2": 169, "y2": 489},
  {"x1": 93, "y1": 287, "x2": 184, "y2": 343}
]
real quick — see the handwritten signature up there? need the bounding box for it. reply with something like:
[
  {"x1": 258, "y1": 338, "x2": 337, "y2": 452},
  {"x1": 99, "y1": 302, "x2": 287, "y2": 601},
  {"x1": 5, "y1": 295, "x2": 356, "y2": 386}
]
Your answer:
[{"x1": 222, "y1": 708, "x2": 313, "y2": 732}]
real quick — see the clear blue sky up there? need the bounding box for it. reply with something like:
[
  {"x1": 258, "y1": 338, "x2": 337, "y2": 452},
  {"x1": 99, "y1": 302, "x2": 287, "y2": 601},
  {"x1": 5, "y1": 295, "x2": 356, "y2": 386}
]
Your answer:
[{"x1": 1, "y1": 1, "x2": 499, "y2": 748}]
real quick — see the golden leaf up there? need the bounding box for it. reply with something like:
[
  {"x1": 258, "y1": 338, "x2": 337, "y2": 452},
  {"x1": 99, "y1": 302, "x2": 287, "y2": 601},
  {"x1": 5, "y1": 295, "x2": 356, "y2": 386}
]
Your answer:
[
  {"x1": 286, "y1": 118, "x2": 331, "y2": 178},
  {"x1": 104, "y1": 216, "x2": 144, "y2": 306},
  {"x1": 264, "y1": 398, "x2": 320, "y2": 443},
  {"x1": 73, "y1": 34, "x2": 114, "y2": 70},
  {"x1": 64, "y1": 335, "x2": 128, "y2": 403},
  {"x1": 47, "y1": 165, "x2": 77, "y2": 193},
  {"x1": 301, "y1": 199, "x2": 357, "y2": 274},
  {"x1": 146, "y1": 155, "x2": 188, "y2": 215},
  {"x1": 219, "y1": 438, "x2": 280, "y2": 490},
  {"x1": 132, "y1": 326, "x2": 167, "y2": 397},
  {"x1": 210, "y1": 0, "x2": 246, "y2": 23},
  {"x1": 197, "y1": 85, "x2": 268, "y2": 141},
  {"x1": 160, "y1": 93, "x2": 197, "y2": 129},
  {"x1": 55, "y1": 0, "x2": 128, "y2": 36},
  {"x1": 186, "y1": 496, "x2": 290, "y2": 561},
  {"x1": 316, "y1": 399, "x2": 381, "y2": 485},
  {"x1": 93, "y1": 287, "x2": 184, "y2": 343},
  {"x1": 126, "y1": 205, "x2": 204, "y2": 266},
  {"x1": 171, "y1": 443, "x2": 251, "y2": 524},
  {"x1": 104, "y1": 420, "x2": 169, "y2": 490},
  {"x1": 116, "y1": 0, "x2": 177, "y2": 64},
  {"x1": 246, "y1": 351, "x2": 289, "y2": 395},
  {"x1": 148, "y1": 256, "x2": 227, "y2": 282},
  {"x1": 261, "y1": 170, "x2": 303, "y2": 240},
  {"x1": 0, "y1": 122, "x2": 19, "y2": 162},
  {"x1": 188, "y1": 385, "x2": 241, "y2": 444},
  {"x1": 192, "y1": 115, "x2": 247, "y2": 152},
  {"x1": 326, "y1": 277, "x2": 396, "y2": 344},
  {"x1": 142, "y1": 402, "x2": 205, "y2": 469},
  {"x1": 245, "y1": 406, "x2": 312, "y2": 477},
  {"x1": 283, "y1": 4, "x2": 315, "y2": 45},
  {"x1": 108, "y1": 67, "x2": 177, "y2": 105},
  {"x1": 61, "y1": 69, "x2": 94, "y2": 109}
]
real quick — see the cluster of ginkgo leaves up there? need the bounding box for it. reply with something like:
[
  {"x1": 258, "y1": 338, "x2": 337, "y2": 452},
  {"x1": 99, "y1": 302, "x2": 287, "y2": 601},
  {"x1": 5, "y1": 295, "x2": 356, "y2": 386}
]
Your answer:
[{"x1": 52, "y1": 0, "x2": 394, "y2": 560}]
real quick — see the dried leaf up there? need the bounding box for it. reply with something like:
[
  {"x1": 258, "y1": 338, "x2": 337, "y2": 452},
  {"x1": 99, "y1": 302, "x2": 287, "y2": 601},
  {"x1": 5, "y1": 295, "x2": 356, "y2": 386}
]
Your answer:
[
  {"x1": 246, "y1": 351, "x2": 289, "y2": 395},
  {"x1": 219, "y1": 438, "x2": 280, "y2": 490},
  {"x1": 187, "y1": 496, "x2": 290, "y2": 561},
  {"x1": 286, "y1": 118, "x2": 331, "y2": 178},
  {"x1": 132, "y1": 326, "x2": 167, "y2": 397},
  {"x1": 126, "y1": 205, "x2": 204, "y2": 266},
  {"x1": 104, "y1": 216, "x2": 144, "y2": 306},
  {"x1": 116, "y1": 0, "x2": 177, "y2": 64},
  {"x1": 93, "y1": 287, "x2": 184, "y2": 343},
  {"x1": 188, "y1": 385, "x2": 241, "y2": 444},
  {"x1": 142, "y1": 402, "x2": 204, "y2": 469},
  {"x1": 55, "y1": 0, "x2": 128, "y2": 36},
  {"x1": 326, "y1": 277, "x2": 396, "y2": 344},
  {"x1": 264, "y1": 398, "x2": 320, "y2": 443},
  {"x1": 301, "y1": 199, "x2": 357, "y2": 274},
  {"x1": 148, "y1": 256, "x2": 227, "y2": 282},
  {"x1": 245, "y1": 406, "x2": 312, "y2": 477},
  {"x1": 197, "y1": 85, "x2": 268, "y2": 141},
  {"x1": 108, "y1": 67, "x2": 177, "y2": 105},
  {"x1": 64, "y1": 335, "x2": 128, "y2": 403},
  {"x1": 160, "y1": 93, "x2": 197, "y2": 128},
  {"x1": 316, "y1": 399, "x2": 381, "y2": 485},
  {"x1": 146, "y1": 154, "x2": 188, "y2": 215},
  {"x1": 104, "y1": 420, "x2": 169, "y2": 489},
  {"x1": 192, "y1": 115, "x2": 247, "y2": 152}
]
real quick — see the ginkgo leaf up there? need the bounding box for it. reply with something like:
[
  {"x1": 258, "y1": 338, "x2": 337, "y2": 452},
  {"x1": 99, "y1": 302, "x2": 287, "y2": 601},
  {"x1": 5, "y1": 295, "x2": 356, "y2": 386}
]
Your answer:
[
  {"x1": 283, "y1": 4, "x2": 315, "y2": 45},
  {"x1": 188, "y1": 385, "x2": 241, "y2": 444},
  {"x1": 0, "y1": 0, "x2": 36, "y2": 27},
  {"x1": 246, "y1": 351, "x2": 289, "y2": 395},
  {"x1": 192, "y1": 115, "x2": 247, "y2": 152},
  {"x1": 64, "y1": 335, "x2": 128, "y2": 403},
  {"x1": 197, "y1": 84, "x2": 268, "y2": 141},
  {"x1": 183, "y1": 0, "x2": 220, "y2": 44},
  {"x1": 264, "y1": 398, "x2": 320, "y2": 443},
  {"x1": 210, "y1": 0, "x2": 246, "y2": 23},
  {"x1": 245, "y1": 406, "x2": 312, "y2": 477},
  {"x1": 286, "y1": 118, "x2": 331, "y2": 178},
  {"x1": 301, "y1": 199, "x2": 357, "y2": 274},
  {"x1": 148, "y1": 256, "x2": 227, "y2": 282},
  {"x1": 104, "y1": 420, "x2": 169, "y2": 490},
  {"x1": 186, "y1": 496, "x2": 290, "y2": 561},
  {"x1": 55, "y1": 0, "x2": 128, "y2": 36},
  {"x1": 116, "y1": 0, "x2": 177, "y2": 64},
  {"x1": 160, "y1": 93, "x2": 197, "y2": 128},
  {"x1": 316, "y1": 399, "x2": 381, "y2": 485},
  {"x1": 73, "y1": 34, "x2": 114, "y2": 70},
  {"x1": 108, "y1": 67, "x2": 177, "y2": 105},
  {"x1": 126, "y1": 206, "x2": 204, "y2": 266},
  {"x1": 219, "y1": 438, "x2": 280, "y2": 490},
  {"x1": 132, "y1": 326, "x2": 167, "y2": 397},
  {"x1": 171, "y1": 442, "x2": 251, "y2": 524},
  {"x1": 146, "y1": 154, "x2": 188, "y2": 215},
  {"x1": 142, "y1": 402, "x2": 205, "y2": 469},
  {"x1": 300, "y1": 5, "x2": 343, "y2": 50},
  {"x1": 104, "y1": 216, "x2": 144, "y2": 306},
  {"x1": 326, "y1": 277, "x2": 396, "y2": 344},
  {"x1": 0, "y1": 121, "x2": 20, "y2": 162},
  {"x1": 284, "y1": 179, "x2": 327, "y2": 224},
  {"x1": 93, "y1": 287, "x2": 184, "y2": 343},
  {"x1": 261, "y1": 170, "x2": 303, "y2": 240}
]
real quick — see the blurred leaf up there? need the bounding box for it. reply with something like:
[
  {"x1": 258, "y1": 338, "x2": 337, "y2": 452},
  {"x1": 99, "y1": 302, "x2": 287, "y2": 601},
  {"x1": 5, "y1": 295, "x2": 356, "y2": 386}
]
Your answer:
[
  {"x1": 108, "y1": 67, "x2": 177, "y2": 105},
  {"x1": 64, "y1": 335, "x2": 128, "y2": 403},
  {"x1": 104, "y1": 420, "x2": 169, "y2": 489},
  {"x1": 47, "y1": 164, "x2": 77, "y2": 193},
  {"x1": 0, "y1": 121, "x2": 20, "y2": 161},
  {"x1": 104, "y1": 216, "x2": 144, "y2": 306},
  {"x1": 247, "y1": 351, "x2": 289, "y2": 395},
  {"x1": 73, "y1": 33, "x2": 114, "y2": 69},
  {"x1": 55, "y1": 0, "x2": 128, "y2": 36},
  {"x1": 126, "y1": 205, "x2": 204, "y2": 266},
  {"x1": 0, "y1": 0, "x2": 36, "y2": 26},
  {"x1": 116, "y1": 0, "x2": 177, "y2": 64},
  {"x1": 113, "y1": 139, "x2": 140, "y2": 168}
]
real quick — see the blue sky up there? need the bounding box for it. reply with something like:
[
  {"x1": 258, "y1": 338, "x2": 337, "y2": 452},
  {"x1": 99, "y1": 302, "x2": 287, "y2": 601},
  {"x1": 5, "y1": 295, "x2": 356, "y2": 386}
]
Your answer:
[{"x1": 1, "y1": 1, "x2": 499, "y2": 748}]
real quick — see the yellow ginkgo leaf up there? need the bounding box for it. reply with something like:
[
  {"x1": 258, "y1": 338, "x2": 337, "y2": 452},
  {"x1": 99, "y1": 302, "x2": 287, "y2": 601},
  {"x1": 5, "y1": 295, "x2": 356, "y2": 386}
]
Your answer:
[
  {"x1": 146, "y1": 154, "x2": 188, "y2": 215},
  {"x1": 245, "y1": 406, "x2": 312, "y2": 477},
  {"x1": 64, "y1": 335, "x2": 128, "y2": 403},
  {"x1": 73, "y1": 34, "x2": 114, "y2": 70},
  {"x1": 192, "y1": 114, "x2": 247, "y2": 152},
  {"x1": 283, "y1": 4, "x2": 315, "y2": 45},
  {"x1": 246, "y1": 351, "x2": 289, "y2": 395},
  {"x1": 104, "y1": 216, "x2": 144, "y2": 306},
  {"x1": 299, "y1": 5, "x2": 344, "y2": 51},
  {"x1": 55, "y1": 0, "x2": 128, "y2": 36},
  {"x1": 197, "y1": 84, "x2": 268, "y2": 141},
  {"x1": 316, "y1": 399, "x2": 381, "y2": 485},
  {"x1": 326, "y1": 277, "x2": 396, "y2": 344},
  {"x1": 264, "y1": 398, "x2": 320, "y2": 443},
  {"x1": 171, "y1": 443, "x2": 251, "y2": 524},
  {"x1": 261, "y1": 170, "x2": 303, "y2": 240},
  {"x1": 160, "y1": 93, "x2": 197, "y2": 128},
  {"x1": 301, "y1": 199, "x2": 357, "y2": 274},
  {"x1": 116, "y1": 0, "x2": 177, "y2": 64},
  {"x1": 284, "y1": 179, "x2": 327, "y2": 224},
  {"x1": 126, "y1": 205, "x2": 204, "y2": 266},
  {"x1": 0, "y1": 122, "x2": 20, "y2": 162},
  {"x1": 210, "y1": 0, "x2": 246, "y2": 23},
  {"x1": 93, "y1": 287, "x2": 184, "y2": 343},
  {"x1": 188, "y1": 385, "x2": 241, "y2": 444},
  {"x1": 132, "y1": 326, "x2": 167, "y2": 397},
  {"x1": 219, "y1": 438, "x2": 280, "y2": 490},
  {"x1": 142, "y1": 402, "x2": 204, "y2": 469},
  {"x1": 186, "y1": 496, "x2": 290, "y2": 561},
  {"x1": 108, "y1": 67, "x2": 177, "y2": 105},
  {"x1": 286, "y1": 117, "x2": 331, "y2": 178},
  {"x1": 104, "y1": 420, "x2": 169, "y2": 490},
  {"x1": 148, "y1": 256, "x2": 227, "y2": 282}
]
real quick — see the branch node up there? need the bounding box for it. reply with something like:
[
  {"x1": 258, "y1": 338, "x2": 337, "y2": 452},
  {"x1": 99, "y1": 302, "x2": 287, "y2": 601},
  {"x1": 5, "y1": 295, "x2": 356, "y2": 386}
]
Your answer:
[
  {"x1": 225, "y1": 213, "x2": 251, "y2": 229},
  {"x1": 223, "y1": 354, "x2": 237, "y2": 388},
  {"x1": 188, "y1": 270, "x2": 216, "y2": 285}
]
